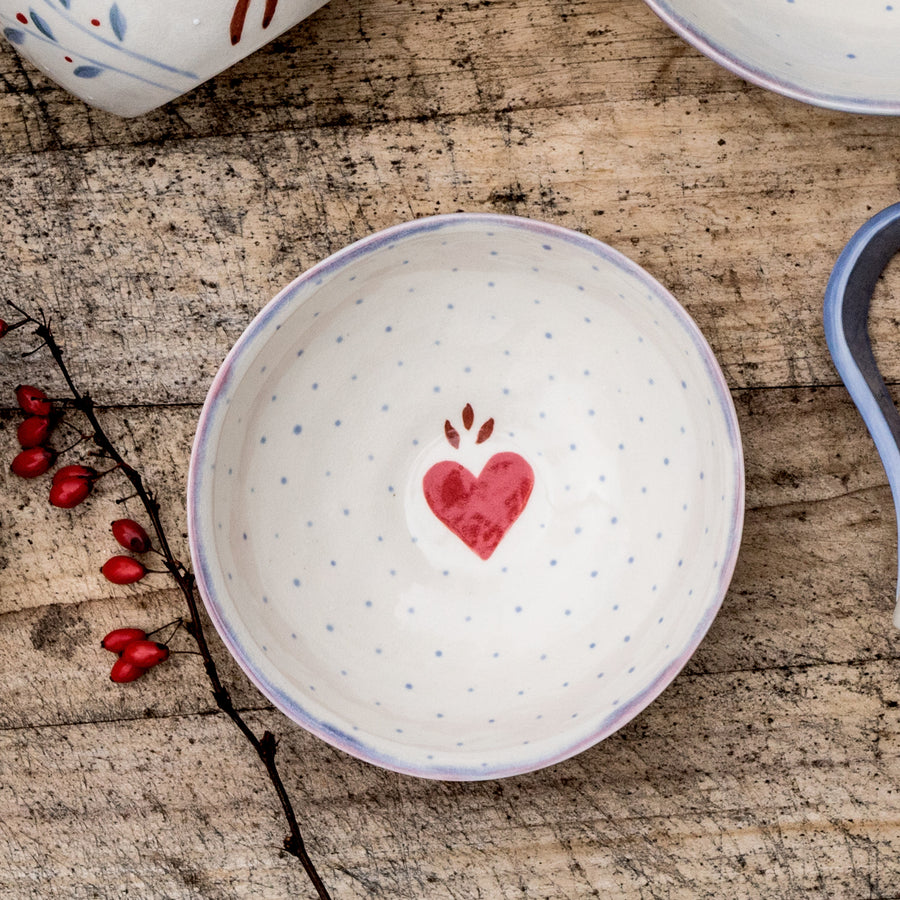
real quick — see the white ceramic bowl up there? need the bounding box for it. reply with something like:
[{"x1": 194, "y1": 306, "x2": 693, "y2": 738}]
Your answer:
[
  {"x1": 644, "y1": 0, "x2": 900, "y2": 114},
  {"x1": 188, "y1": 214, "x2": 744, "y2": 780},
  {"x1": 0, "y1": 0, "x2": 326, "y2": 116}
]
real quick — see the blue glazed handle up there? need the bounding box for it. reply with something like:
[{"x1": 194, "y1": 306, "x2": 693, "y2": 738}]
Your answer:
[{"x1": 823, "y1": 201, "x2": 900, "y2": 628}]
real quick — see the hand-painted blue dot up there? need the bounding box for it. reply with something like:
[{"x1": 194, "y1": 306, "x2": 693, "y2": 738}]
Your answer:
[
  {"x1": 375, "y1": 648, "x2": 382, "y2": 654},
  {"x1": 293, "y1": 578, "x2": 300, "y2": 586},
  {"x1": 575, "y1": 526, "x2": 582, "y2": 535},
  {"x1": 515, "y1": 605, "x2": 523, "y2": 613},
  {"x1": 385, "y1": 325, "x2": 392, "y2": 332},
  {"x1": 336, "y1": 336, "x2": 344, "y2": 343},
  {"x1": 487, "y1": 281, "x2": 495, "y2": 288},
  {"x1": 550, "y1": 559, "x2": 557, "y2": 566},
  {"x1": 281, "y1": 476, "x2": 287, "y2": 484},
  {"x1": 545, "y1": 332, "x2": 552, "y2": 339},
  {"x1": 570, "y1": 443, "x2": 577, "y2": 451},
  {"x1": 624, "y1": 635, "x2": 631, "y2": 642},
  {"x1": 591, "y1": 570, "x2": 598, "y2": 578},
  {"x1": 628, "y1": 556, "x2": 634, "y2": 564},
  {"x1": 291, "y1": 633, "x2": 297, "y2": 639},
  {"x1": 433, "y1": 385, "x2": 440, "y2": 393},
  {"x1": 847, "y1": 53, "x2": 856, "y2": 59},
  {"x1": 242, "y1": 532, "x2": 247, "y2": 541},
  {"x1": 611, "y1": 516, "x2": 618, "y2": 524},
  {"x1": 542, "y1": 243, "x2": 552, "y2": 250},
  {"x1": 334, "y1": 420, "x2": 341, "y2": 427},
  {"x1": 405, "y1": 683, "x2": 413, "y2": 690},
  {"x1": 271, "y1": 394, "x2": 277, "y2": 402},
  {"x1": 663, "y1": 457, "x2": 669, "y2": 465},
  {"x1": 297, "y1": 349, "x2": 304, "y2": 357},
  {"x1": 619, "y1": 443, "x2": 625, "y2": 450},
  {"x1": 312, "y1": 382, "x2": 318, "y2": 390},
  {"x1": 435, "y1": 650, "x2": 443, "y2": 657},
  {"x1": 564, "y1": 609, "x2": 571, "y2": 616},
  {"x1": 293, "y1": 424, "x2": 302, "y2": 435},
  {"x1": 262, "y1": 596, "x2": 269, "y2": 604},
  {"x1": 260, "y1": 436, "x2": 267, "y2": 444},
  {"x1": 330, "y1": 560, "x2": 337, "y2": 567},
  {"x1": 326, "y1": 624, "x2": 334, "y2": 632}
]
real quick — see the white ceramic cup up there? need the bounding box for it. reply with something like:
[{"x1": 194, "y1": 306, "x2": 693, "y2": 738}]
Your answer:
[{"x1": 1, "y1": 0, "x2": 327, "y2": 116}]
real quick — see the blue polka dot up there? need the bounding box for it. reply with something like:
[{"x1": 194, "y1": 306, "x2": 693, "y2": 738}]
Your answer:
[
  {"x1": 281, "y1": 476, "x2": 287, "y2": 484},
  {"x1": 293, "y1": 424, "x2": 302, "y2": 434},
  {"x1": 293, "y1": 578, "x2": 300, "y2": 586},
  {"x1": 385, "y1": 326, "x2": 392, "y2": 332},
  {"x1": 326, "y1": 624, "x2": 334, "y2": 632},
  {"x1": 260, "y1": 436, "x2": 267, "y2": 444}
]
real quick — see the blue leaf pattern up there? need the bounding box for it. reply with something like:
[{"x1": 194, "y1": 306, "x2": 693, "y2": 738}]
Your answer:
[
  {"x1": 109, "y1": 3, "x2": 126, "y2": 42},
  {"x1": 73, "y1": 65, "x2": 104, "y2": 78},
  {"x1": 29, "y1": 9, "x2": 56, "y2": 41},
  {"x1": 3, "y1": 27, "x2": 27, "y2": 45}
]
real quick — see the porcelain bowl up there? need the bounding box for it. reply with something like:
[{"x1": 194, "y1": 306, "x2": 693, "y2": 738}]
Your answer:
[
  {"x1": 187, "y1": 213, "x2": 745, "y2": 780},
  {"x1": 0, "y1": 0, "x2": 326, "y2": 116},
  {"x1": 644, "y1": 0, "x2": 900, "y2": 114}
]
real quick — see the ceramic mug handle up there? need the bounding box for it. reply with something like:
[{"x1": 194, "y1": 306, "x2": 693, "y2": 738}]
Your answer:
[{"x1": 824, "y1": 201, "x2": 900, "y2": 628}]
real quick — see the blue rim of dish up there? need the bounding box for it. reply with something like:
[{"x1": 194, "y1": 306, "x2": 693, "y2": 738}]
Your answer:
[
  {"x1": 643, "y1": 0, "x2": 900, "y2": 116},
  {"x1": 187, "y1": 212, "x2": 746, "y2": 780},
  {"x1": 823, "y1": 202, "x2": 900, "y2": 627}
]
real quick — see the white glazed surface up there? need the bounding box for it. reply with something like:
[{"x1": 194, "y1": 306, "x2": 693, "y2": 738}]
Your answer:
[
  {"x1": 644, "y1": 0, "x2": 900, "y2": 114},
  {"x1": 188, "y1": 214, "x2": 744, "y2": 780},
  {"x1": 0, "y1": 0, "x2": 326, "y2": 116}
]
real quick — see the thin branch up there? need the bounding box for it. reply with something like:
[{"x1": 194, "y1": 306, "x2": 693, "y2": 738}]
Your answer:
[{"x1": 11, "y1": 311, "x2": 332, "y2": 900}]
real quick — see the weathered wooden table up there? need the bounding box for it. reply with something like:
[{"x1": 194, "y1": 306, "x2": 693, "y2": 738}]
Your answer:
[{"x1": 3, "y1": 0, "x2": 900, "y2": 896}]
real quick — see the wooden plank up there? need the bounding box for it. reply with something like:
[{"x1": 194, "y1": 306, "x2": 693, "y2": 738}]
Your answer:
[
  {"x1": 3, "y1": 386, "x2": 900, "y2": 722},
  {"x1": 2, "y1": 104, "x2": 899, "y2": 404},
  {"x1": 0, "y1": 659, "x2": 898, "y2": 898}
]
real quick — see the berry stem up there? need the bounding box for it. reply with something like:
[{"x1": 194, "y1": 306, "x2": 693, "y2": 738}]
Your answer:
[{"x1": 9, "y1": 306, "x2": 331, "y2": 900}]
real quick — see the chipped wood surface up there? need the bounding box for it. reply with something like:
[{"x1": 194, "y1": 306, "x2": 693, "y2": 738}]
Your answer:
[{"x1": 2, "y1": 0, "x2": 900, "y2": 896}]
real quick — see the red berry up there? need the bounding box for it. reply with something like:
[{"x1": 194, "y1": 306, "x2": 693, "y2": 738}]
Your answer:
[
  {"x1": 52, "y1": 464, "x2": 97, "y2": 485},
  {"x1": 15, "y1": 385, "x2": 51, "y2": 416},
  {"x1": 110, "y1": 657, "x2": 146, "y2": 683},
  {"x1": 11, "y1": 445, "x2": 56, "y2": 478},
  {"x1": 49, "y1": 476, "x2": 93, "y2": 509},
  {"x1": 101, "y1": 556, "x2": 146, "y2": 585},
  {"x1": 111, "y1": 519, "x2": 152, "y2": 553},
  {"x1": 101, "y1": 627, "x2": 147, "y2": 653},
  {"x1": 16, "y1": 415, "x2": 52, "y2": 448},
  {"x1": 121, "y1": 640, "x2": 169, "y2": 668}
]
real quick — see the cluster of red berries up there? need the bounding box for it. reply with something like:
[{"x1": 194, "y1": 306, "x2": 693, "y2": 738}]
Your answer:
[
  {"x1": 102, "y1": 518, "x2": 155, "y2": 585},
  {"x1": 10, "y1": 384, "x2": 100, "y2": 507},
  {"x1": 101, "y1": 626, "x2": 170, "y2": 683}
]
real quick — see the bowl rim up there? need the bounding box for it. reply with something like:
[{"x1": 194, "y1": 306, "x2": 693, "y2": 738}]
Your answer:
[
  {"x1": 643, "y1": 0, "x2": 900, "y2": 115},
  {"x1": 187, "y1": 212, "x2": 746, "y2": 780}
]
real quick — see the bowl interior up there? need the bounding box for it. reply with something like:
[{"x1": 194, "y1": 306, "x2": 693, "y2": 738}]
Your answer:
[
  {"x1": 188, "y1": 214, "x2": 744, "y2": 779},
  {"x1": 645, "y1": 0, "x2": 900, "y2": 113}
]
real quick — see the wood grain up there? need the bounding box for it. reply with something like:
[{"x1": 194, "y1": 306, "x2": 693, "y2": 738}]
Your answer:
[{"x1": 3, "y1": 0, "x2": 900, "y2": 894}]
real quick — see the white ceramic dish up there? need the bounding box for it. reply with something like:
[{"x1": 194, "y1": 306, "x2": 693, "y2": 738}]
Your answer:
[
  {"x1": 188, "y1": 214, "x2": 744, "y2": 780},
  {"x1": 0, "y1": 0, "x2": 327, "y2": 116},
  {"x1": 644, "y1": 0, "x2": 900, "y2": 114}
]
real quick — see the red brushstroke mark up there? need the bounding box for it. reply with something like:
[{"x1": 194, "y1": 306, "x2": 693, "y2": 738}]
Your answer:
[
  {"x1": 232, "y1": 0, "x2": 279, "y2": 43},
  {"x1": 476, "y1": 418, "x2": 494, "y2": 444},
  {"x1": 462, "y1": 402, "x2": 474, "y2": 430},
  {"x1": 64, "y1": 55, "x2": 72, "y2": 62},
  {"x1": 424, "y1": 453, "x2": 534, "y2": 559},
  {"x1": 16, "y1": 12, "x2": 27, "y2": 24},
  {"x1": 230, "y1": 0, "x2": 250, "y2": 44},
  {"x1": 90, "y1": 18, "x2": 101, "y2": 26},
  {"x1": 444, "y1": 420, "x2": 460, "y2": 449}
]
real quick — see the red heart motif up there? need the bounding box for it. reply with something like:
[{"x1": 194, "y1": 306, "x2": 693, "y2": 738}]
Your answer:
[{"x1": 423, "y1": 452, "x2": 535, "y2": 560}]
